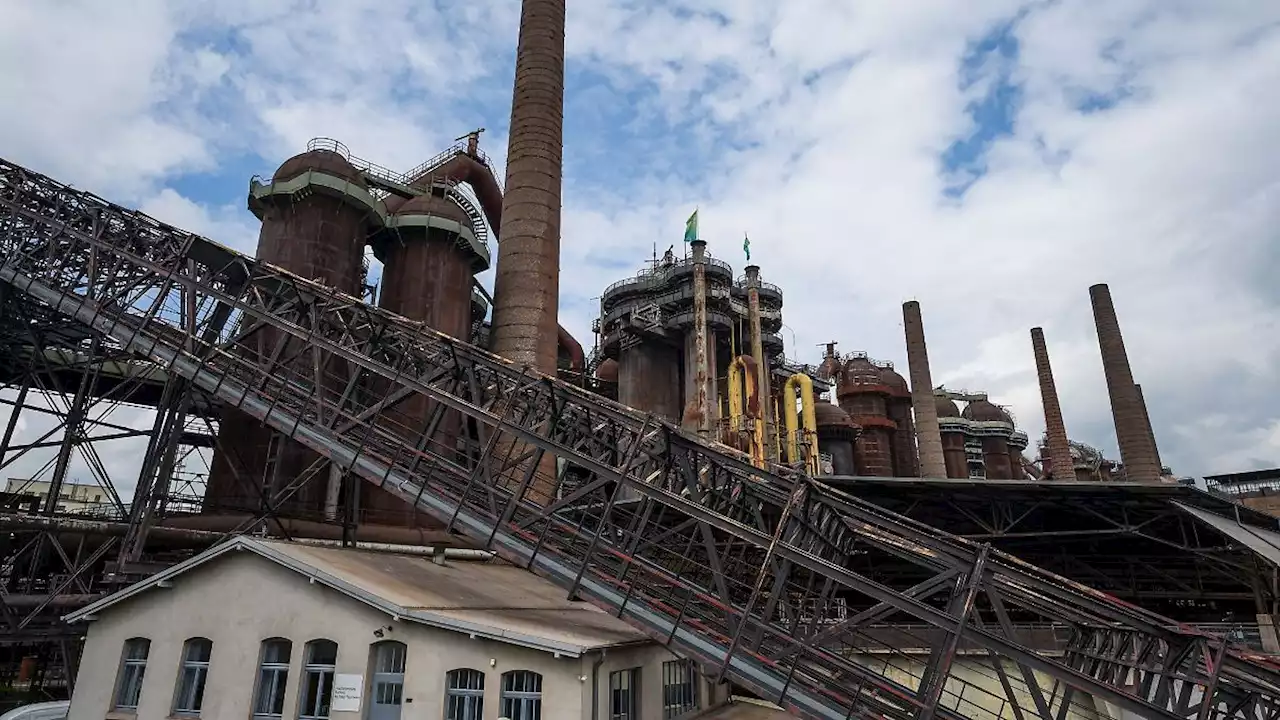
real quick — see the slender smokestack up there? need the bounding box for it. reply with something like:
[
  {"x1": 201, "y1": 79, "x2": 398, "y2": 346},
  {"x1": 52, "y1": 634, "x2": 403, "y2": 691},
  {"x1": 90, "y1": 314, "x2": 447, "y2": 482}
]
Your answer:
[
  {"x1": 745, "y1": 265, "x2": 777, "y2": 461},
  {"x1": 490, "y1": 0, "x2": 565, "y2": 373},
  {"x1": 684, "y1": 240, "x2": 712, "y2": 437},
  {"x1": 1030, "y1": 328, "x2": 1075, "y2": 481},
  {"x1": 902, "y1": 301, "x2": 946, "y2": 478},
  {"x1": 1134, "y1": 383, "x2": 1163, "y2": 475},
  {"x1": 1089, "y1": 284, "x2": 1161, "y2": 482}
]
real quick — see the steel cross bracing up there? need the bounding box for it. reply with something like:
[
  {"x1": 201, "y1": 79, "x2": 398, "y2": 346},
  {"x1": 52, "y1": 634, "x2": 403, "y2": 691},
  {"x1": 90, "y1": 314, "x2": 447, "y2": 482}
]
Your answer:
[{"x1": 1, "y1": 159, "x2": 1278, "y2": 720}]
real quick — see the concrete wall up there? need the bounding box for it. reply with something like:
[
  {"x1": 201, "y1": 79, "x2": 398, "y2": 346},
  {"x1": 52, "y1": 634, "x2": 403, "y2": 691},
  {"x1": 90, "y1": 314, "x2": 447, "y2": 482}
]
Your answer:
[{"x1": 68, "y1": 552, "x2": 719, "y2": 720}]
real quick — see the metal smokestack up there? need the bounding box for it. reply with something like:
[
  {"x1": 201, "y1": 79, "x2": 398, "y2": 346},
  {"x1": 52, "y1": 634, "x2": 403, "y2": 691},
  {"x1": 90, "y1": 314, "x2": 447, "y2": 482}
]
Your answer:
[
  {"x1": 489, "y1": 0, "x2": 565, "y2": 373},
  {"x1": 1134, "y1": 383, "x2": 1163, "y2": 475},
  {"x1": 745, "y1": 265, "x2": 777, "y2": 461},
  {"x1": 683, "y1": 239, "x2": 712, "y2": 437},
  {"x1": 1030, "y1": 327, "x2": 1075, "y2": 481},
  {"x1": 1088, "y1": 284, "x2": 1160, "y2": 482},
  {"x1": 902, "y1": 301, "x2": 946, "y2": 478}
]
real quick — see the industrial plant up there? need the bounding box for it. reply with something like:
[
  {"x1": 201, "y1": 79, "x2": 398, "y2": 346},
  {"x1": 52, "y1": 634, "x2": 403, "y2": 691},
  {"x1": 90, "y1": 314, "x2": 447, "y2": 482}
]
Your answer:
[{"x1": 0, "y1": 0, "x2": 1278, "y2": 718}]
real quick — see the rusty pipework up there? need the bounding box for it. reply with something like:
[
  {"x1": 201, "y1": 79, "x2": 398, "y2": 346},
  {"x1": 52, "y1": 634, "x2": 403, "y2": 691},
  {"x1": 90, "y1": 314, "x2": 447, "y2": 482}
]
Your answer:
[
  {"x1": 783, "y1": 373, "x2": 821, "y2": 475},
  {"x1": 902, "y1": 301, "x2": 947, "y2": 478},
  {"x1": 727, "y1": 355, "x2": 766, "y2": 468},
  {"x1": 683, "y1": 239, "x2": 712, "y2": 437},
  {"x1": 744, "y1": 265, "x2": 777, "y2": 461},
  {"x1": 489, "y1": 0, "x2": 566, "y2": 374},
  {"x1": 1088, "y1": 284, "x2": 1161, "y2": 482},
  {"x1": 403, "y1": 150, "x2": 584, "y2": 370},
  {"x1": 1031, "y1": 327, "x2": 1076, "y2": 481}
]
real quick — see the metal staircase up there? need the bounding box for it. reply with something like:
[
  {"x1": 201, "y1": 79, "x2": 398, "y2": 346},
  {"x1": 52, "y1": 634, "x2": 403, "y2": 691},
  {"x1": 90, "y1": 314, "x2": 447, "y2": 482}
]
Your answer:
[{"x1": 1, "y1": 158, "x2": 1277, "y2": 720}]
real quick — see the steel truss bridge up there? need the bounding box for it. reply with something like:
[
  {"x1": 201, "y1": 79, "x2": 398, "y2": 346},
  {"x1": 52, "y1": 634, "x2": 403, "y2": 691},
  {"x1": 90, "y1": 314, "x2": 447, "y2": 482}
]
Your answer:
[{"x1": 1, "y1": 158, "x2": 1279, "y2": 719}]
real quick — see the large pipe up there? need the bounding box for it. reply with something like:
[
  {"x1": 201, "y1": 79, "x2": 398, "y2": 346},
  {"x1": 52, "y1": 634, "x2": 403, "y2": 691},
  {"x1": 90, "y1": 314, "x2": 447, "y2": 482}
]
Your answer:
[
  {"x1": 745, "y1": 266, "x2": 777, "y2": 462},
  {"x1": 488, "y1": 0, "x2": 566, "y2": 374},
  {"x1": 727, "y1": 355, "x2": 766, "y2": 468},
  {"x1": 1030, "y1": 328, "x2": 1076, "y2": 481},
  {"x1": 783, "y1": 374, "x2": 820, "y2": 475},
  {"x1": 902, "y1": 301, "x2": 947, "y2": 478},
  {"x1": 1088, "y1": 284, "x2": 1160, "y2": 482},
  {"x1": 1134, "y1": 383, "x2": 1163, "y2": 474}
]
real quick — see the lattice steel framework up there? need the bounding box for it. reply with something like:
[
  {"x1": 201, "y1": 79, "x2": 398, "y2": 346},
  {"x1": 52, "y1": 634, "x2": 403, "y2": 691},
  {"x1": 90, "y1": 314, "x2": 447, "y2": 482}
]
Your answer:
[{"x1": 2, "y1": 158, "x2": 1279, "y2": 719}]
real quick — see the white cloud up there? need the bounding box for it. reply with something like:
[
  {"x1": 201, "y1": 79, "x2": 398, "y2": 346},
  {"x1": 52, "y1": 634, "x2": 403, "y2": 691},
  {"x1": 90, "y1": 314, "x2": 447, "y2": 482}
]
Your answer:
[{"x1": 2, "y1": 0, "x2": 1278, "y2": 483}]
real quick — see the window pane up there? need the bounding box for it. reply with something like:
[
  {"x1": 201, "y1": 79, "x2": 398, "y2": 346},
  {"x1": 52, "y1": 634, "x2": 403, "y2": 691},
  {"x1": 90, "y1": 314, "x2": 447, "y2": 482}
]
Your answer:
[
  {"x1": 375, "y1": 642, "x2": 406, "y2": 673},
  {"x1": 185, "y1": 638, "x2": 212, "y2": 663},
  {"x1": 262, "y1": 639, "x2": 291, "y2": 665},
  {"x1": 308, "y1": 640, "x2": 338, "y2": 666}
]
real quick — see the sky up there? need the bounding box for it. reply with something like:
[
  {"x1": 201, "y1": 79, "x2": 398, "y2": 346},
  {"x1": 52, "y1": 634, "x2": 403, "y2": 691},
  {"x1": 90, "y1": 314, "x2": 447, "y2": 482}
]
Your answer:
[{"x1": 1, "y1": 0, "x2": 1279, "y2": 501}]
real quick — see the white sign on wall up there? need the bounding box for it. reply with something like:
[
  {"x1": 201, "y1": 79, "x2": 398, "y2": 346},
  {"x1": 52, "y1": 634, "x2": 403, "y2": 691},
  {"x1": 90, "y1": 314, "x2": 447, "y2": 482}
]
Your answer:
[{"x1": 332, "y1": 674, "x2": 364, "y2": 713}]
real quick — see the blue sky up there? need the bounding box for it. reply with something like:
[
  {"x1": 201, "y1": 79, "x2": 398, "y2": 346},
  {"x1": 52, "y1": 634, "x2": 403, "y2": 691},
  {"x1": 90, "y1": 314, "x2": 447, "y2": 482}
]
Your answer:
[{"x1": 2, "y1": 0, "x2": 1280, "y2": 494}]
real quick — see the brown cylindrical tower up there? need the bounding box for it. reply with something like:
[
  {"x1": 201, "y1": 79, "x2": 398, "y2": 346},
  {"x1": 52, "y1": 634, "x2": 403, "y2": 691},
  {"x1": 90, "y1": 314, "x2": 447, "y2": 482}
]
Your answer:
[
  {"x1": 1030, "y1": 327, "x2": 1075, "y2": 481},
  {"x1": 1134, "y1": 383, "x2": 1163, "y2": 474},
  {"x1": 364, "y1": 188, "x2": 485, "y2": 525},
  {"x1": 745, "y1": 266, "x2": 777, "y2": 461},
  {"x1": 879, "y1": 365, "x2": 920, "y2": 477},
  {"x1": 489, "y1": 0, "x2": 566, "y2": 374},
  {"x1": 963, "y1": 399, "x2": 1014, "y2": 480},
  {"x1": 206, "y1": 149, "x2": 372, "y2": 518},
  {"x1": 683, "y1": 239, "x2": 712, "y2": 436},
  {"x1": 836, "y1": 356, "x2": 895, "y2": 477},
  {"x1": 814, "y1": 400, "x2": 858, "y2": 476},
  {"x1": 903, "y1": 301, "x2": 947, "y2": 478},
  {"x1": 936, "y1": 396, "x2": 969, "y2": 478},
  {"x1": 1089, "y1": 284, "x2": 1161, "y2": 482}
]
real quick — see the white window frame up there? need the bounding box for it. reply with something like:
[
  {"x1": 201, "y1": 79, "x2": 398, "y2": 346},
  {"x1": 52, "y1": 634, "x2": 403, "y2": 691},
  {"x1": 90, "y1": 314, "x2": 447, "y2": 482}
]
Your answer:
[
  {"x1": 298, "y1": 639, "x2": 338, "y2": 720},
  {"x1": 444, "y1": 668, "x2": 485, "y2": 720}
]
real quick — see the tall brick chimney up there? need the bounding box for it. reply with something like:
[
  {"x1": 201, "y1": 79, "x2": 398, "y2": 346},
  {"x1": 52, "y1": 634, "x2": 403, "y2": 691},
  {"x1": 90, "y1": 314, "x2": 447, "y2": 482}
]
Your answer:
[
  {"x1": 902, "y1": 301, "x2": 947, "y2": 478},
  {"x1": 1134, "y1": 383, "x2": 1163, "y2": 474},
  {"x1": 1030, "y1": 327, "x2": 1076, "y2": 481},
  {"x1": 1089, "y1": 284, "x2": 1160, "y2": 482},
  {"x1": 490, "y1": 0, "x2": 565, "y2": 373}
]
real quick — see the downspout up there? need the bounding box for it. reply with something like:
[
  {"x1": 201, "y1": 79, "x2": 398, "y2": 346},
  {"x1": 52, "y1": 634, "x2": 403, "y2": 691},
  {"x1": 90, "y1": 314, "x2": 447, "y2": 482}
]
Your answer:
[{"x1": 591, "y1": 649, "x2": 606, "y2": 720}]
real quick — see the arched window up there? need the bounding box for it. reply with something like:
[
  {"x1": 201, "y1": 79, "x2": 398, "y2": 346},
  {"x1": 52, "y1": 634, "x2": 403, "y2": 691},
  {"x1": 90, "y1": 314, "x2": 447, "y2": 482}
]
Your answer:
[
  {"x1": 444, "y1": 668, "x2": 485, "y2": 720},
  {"x1": 368, "y1": 641, "x2": 407, "y2": 720},
  {"x1": 113, "y1": 637, "x2": 150, "y2": 710},
  {"x1": 252, "y1": 638, "x2": 292, "y2": 720},
  {"x1": 298, "y1": 639, "x2": 338, "y2": 720},
  {"x1": 500, "y1": 670, "x2": 542, "y2": 720},
  {"x1": 173, "y1": 637, "x2": 212, "y2": 716}
]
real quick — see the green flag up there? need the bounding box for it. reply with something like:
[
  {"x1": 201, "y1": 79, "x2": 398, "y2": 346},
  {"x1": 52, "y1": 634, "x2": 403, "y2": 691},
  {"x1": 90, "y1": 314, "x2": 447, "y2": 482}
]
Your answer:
[
  {"x1": 683, "y1": 209, "x2": 698, "y2": 243},
  {"x1": 743, "y1": 233, "x2": 751, "y2": 261}
]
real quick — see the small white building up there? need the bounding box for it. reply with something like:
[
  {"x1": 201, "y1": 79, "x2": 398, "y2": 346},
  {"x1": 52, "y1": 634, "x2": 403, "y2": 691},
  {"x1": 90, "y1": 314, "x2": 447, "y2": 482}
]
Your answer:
[{"x1": 63, "y1": 536, "x2": 790, "y2": 720}]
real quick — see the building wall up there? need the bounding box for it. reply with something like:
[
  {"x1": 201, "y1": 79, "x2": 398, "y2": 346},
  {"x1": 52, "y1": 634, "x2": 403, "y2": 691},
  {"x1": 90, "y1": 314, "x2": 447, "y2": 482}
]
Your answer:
[
  {"x1": 69, "y1": 553, "x2": 588, "y2": 720},
  {"x1": 68, "y1": 552, "x2": 719, "y2": 720}
]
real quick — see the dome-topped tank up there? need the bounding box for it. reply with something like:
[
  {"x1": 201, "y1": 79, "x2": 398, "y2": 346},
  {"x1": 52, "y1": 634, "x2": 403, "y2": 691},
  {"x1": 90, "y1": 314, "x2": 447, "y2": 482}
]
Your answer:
[
  {"x1": 963, "y1": 399, "x2": 1012, "y2": 424},
  {"x1": 840, "y1": 356, "x2": 883, "y2": 387},
  {"x1": 878, "y1": 366, "x2": 909, "y2": 397},
  {"x1": 595, "y1": 358, "x2": 619, "y2": 382},
  {"x1": 936, "y1": 396, "x2": 961, "y2": 418},
  {"x1": 815, "y1": 399, "x2": 855, "y2": 429},
  {"x1": 273, "y1": 149, "x2": 368, "y2": 186},
  {"x1": 814, "y1": 400, "x2": 857, "y2": 475}
]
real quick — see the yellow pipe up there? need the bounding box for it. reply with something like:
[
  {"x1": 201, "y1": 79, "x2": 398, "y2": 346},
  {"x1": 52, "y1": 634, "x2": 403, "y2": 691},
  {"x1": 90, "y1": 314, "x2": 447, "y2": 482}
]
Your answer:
[
  {"x1": 783, "y1": 373, "x2": 820, "y2": 475},
  {"x1": 727, "y1": 356, "x2": 766, "y2": 468}
]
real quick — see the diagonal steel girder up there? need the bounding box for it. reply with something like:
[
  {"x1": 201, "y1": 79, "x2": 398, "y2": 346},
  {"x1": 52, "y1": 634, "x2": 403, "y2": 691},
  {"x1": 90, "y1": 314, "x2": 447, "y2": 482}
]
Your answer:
[{"x1": 2, "y1": 158, "x2": 1279, "y2": 720}]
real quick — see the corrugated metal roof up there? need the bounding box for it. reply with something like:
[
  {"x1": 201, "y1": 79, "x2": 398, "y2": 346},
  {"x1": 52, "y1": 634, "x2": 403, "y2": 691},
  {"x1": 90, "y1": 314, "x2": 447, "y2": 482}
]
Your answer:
[
  {"x1": 64, "y1": 536, "x2": 649, "y2": 657},
  {"x1": 1175, "y1": 502, "x2": 1280, "y2": 568}
]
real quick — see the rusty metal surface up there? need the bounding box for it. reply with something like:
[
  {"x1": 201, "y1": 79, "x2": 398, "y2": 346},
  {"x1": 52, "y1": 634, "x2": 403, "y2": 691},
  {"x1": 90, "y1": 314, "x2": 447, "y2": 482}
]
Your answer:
[
  {"x1": 941, "y1": 431, "x2": 969, "y2": 478},
  {"x1": 618, "y1": 343, "x2": 682, "y2": 422},
  {"x1": 1089, "y1": 284, "x2": 1161, "y2": 481},
  {"x1": 206, "y1": 155, "x2": 368, "y2": 518},
  {"x1": 980, "y1": 436, "x2": 1014, "y2": 479},
  {"x1": 684, "y1": 240, "x2": 712, "y2": 436},
  {"x1": 902, "y1": 301, "x2": 947, "y2": 478},
  {"x1": 489, "y1": 0, "x2": 566, "y2": 373},
  {"x1": 1031, "y1": 327, "x2": 1076, "y2": 481}
]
